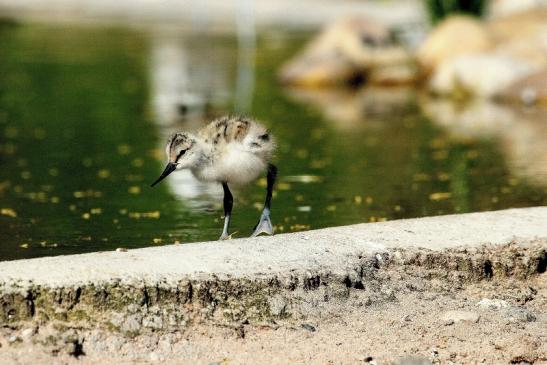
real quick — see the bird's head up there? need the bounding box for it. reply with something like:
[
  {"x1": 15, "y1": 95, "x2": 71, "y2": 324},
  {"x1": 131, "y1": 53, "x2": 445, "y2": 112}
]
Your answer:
[{"x1": 151, "y1": 132, "x2": 200, "y2": 187}]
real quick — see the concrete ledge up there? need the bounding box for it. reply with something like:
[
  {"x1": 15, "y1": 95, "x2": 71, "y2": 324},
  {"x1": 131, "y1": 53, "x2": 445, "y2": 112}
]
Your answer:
[
  {"x1": 1, "y1": 207, "x2": 545, "y2": 322},
  {"x1": 0, "y1": 208, "x2": 546, "y2": 363},
  {"x1": 1, "y1": 207, "x2": 546, "y2": 288}
]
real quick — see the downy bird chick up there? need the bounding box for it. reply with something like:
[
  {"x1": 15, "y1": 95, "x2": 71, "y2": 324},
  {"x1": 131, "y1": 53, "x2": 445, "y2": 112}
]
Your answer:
[{"x1": 151, "y1": 116, "x2": 277, "y2": 239}]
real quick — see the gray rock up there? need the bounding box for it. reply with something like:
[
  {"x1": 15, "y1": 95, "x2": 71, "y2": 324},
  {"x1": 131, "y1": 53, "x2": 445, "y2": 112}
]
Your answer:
[
  {"x1": 127, "y1": 304, "x2": 141, "y2": 314},
  {"x1": 121, "y1": 314, "x2": 142, "y2": 334},
  {"x1": 502, "y1": 307, "x2": 536, "y2": 323},
  {"x1": 143, "y1": 315, "x2": 163, "y2": 330},
  {"x1": 440, "y1": 310, "x2": 480, "y2": 324},
  {"x1": 268, "y1": 295, "x2": 287, "y2": 316}
]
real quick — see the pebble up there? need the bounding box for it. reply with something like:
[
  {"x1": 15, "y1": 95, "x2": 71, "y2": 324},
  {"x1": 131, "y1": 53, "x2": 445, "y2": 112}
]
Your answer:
[
  {"x1": 402, "y1": 314, "x2": 411, "y2": 322},
  {"x1": 20, "y1": 327, "x2": 36, "y2": 341},
  {"x1": 477, "y1": 298, "x2": 509, "y2": 310},
  {"x1": 301, "y1": 323, "x2": 316, "y2": 332},
  {"x1": 440, "y1": 310, "x2": 480, "y2": 325}
]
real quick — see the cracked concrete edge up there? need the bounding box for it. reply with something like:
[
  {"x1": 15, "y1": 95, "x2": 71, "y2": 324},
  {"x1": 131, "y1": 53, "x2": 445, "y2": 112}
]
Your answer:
[
  {"x1": 1, "y1": 207, "x2": 546, "y2": 288},
  {"x1": 0, "y1": 207, "x2": 545, "y2": 331}
]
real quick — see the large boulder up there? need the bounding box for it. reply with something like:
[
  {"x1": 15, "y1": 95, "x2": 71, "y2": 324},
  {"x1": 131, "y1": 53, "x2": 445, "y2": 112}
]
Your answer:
[
  {"x1": 487, "y1": 8, "x2": 547, "y2": 69},
  {"x1": 429, "y1": 54, "x2": 536, "y2": 98},
  {"x1": 279, "y1": 17, "x2": 414, "y2": 87},
  {"x1": 416, "y1": 16, "x2": 493, "y2": 74},
  {"x1": 423, "y1": 9, "x2": 547, "y2": 99}
]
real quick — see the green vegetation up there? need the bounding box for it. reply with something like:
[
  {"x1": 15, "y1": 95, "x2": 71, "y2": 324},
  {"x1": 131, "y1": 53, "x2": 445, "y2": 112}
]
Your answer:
[{"x1": 425, "y1": 0, "x2": 487, "y2": 23}]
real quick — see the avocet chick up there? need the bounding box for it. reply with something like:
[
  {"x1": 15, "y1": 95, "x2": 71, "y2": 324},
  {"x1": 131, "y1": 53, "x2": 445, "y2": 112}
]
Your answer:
[{"x1": 151, "y1": 116, "x2": 277, "y2": 240}]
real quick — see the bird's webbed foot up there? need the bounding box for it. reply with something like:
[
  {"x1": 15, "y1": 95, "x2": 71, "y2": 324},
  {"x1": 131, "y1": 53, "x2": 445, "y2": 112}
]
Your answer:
[{"x1": 251, "y1": 208, "x2": 274, "y2": 237}]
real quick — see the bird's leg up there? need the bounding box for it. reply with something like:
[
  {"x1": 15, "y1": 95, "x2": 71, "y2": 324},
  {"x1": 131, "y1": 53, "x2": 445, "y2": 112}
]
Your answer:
[
  {"x1": 219, "y1": 182, "x2": 233, "y2": 240},
  {"x1": 252, "y1": 164, "x2": 277, "y2": 237}
]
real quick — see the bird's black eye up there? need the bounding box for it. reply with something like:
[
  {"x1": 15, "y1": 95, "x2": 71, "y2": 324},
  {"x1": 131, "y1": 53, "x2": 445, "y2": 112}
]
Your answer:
[{"x1": 176, "y1": 149, "x2": 186, "y2": 162}]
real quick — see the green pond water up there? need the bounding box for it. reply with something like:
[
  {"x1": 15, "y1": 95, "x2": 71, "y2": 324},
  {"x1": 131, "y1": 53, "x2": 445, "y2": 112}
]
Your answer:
[{"x1": 0, "y1": 23, "x2": 546, "y2": 261}]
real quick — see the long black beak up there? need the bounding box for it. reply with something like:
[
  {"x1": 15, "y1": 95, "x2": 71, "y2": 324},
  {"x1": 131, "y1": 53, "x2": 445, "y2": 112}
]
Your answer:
[{"x1": 151, "y1": 162, "x2": 177, "y2": 187}]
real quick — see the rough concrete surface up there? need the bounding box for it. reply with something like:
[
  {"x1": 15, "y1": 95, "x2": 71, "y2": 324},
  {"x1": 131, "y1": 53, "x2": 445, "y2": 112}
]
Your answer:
[{"x1": 0, "y1": 207, "x2": 546, "y2": 364}]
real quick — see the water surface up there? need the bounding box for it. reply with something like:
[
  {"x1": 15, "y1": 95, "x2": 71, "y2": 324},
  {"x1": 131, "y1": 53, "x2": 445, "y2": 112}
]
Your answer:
[{"x1": 0, "y1": 23, "x2": 545, "y2": 260}]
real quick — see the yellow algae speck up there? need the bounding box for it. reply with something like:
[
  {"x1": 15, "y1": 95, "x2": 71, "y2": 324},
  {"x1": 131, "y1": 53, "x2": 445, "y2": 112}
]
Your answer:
[
  {"x1": 4, "y1": 143, "x2": 16, "y2": 154},
  {"x1": 276, "y1": 182, "x2": 291, "y2": 191},
  {"x1": 290, "y1": 224, "x2": 310, "y2": 231},
  {"x1": 153, "y1": 238, "x2": 162, "y2": 244},
  {"x1": 50, "y1": 196, "x2": 60, "y2": 204},
  {"x1": 82, "y1": 158, "x2": 93, "y2": 167},
  {"x1": 131, "y1": 158, "x2": 144, "y2": 168},
  {"x1": 90, "y1": 208, "x2": 102, "y2": 215},
  {"x1": 437, "y1": 172, "x2": 451, "y2": 181},
  {"x1": 256, "y1": 178, "x2": 267, "y2": 188},
  {"x1": 429, "y1": 138, "x2": 446, "y2": 149},
  {"x1": 82, "y1": 212, "x2": 91, "y2": 219},
  {"x1": 296, "y1": 149, "x2": 308, "y2": 159},
  {"x1": 33, "y1": 128, "x2": 47, "y2": 139},
  {"x1": 128, "y1": 186, "x2": 141, "y2": 194},
  {"x1": 365, "y1": 196, "x2": 373, "y2": 205},
  {"x1": 394, "y1": 205, "x2": 402, "y2": 212},
  {"x1": 19, "y1": 243, "x2": 29, "y2": 249},
  {"x1": 117, "y1": 144, "x2": 132, "y2": 155},
  {"x1": 432, "y1": 150, "x2": 448, "y2": 160},
  {"x1": 326, "y1": 205, "x2": 336, "y2": 212},
  {"x1": 283, "y1": 175, "x2": 322, "y2": 183},
  {"x1": 466, "y1": 150, "x2": 479, "y2": 159},
  {"x1": 98, "y1": 169, "x2": 111, "y2": 179},
  {"x1": 5, "y1": 126, "x2": 18, "y2": 138},
  {"x1": 429, "y1": 192, "x2": 452, "y2": 201},
  {"x1": 354, "y1": 195, "x2": 362, "y2": 204},
  {"x1": 1, "y1": 208, "x2": 17, "y2": 218},
  {"x1": 309, "y1": 159, "x2": 329, "y2": 169},
  {"x1": 128, "y1": 211, "x2": 160, "y2": 219}
]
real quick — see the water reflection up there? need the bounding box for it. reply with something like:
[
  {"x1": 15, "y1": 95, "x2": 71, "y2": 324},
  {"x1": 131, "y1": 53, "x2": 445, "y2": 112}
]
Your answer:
[
  {"x1": 420, "y1": 98, "x2": 547, "y2": 186},
  {"x1": 284, "y1": 86, "x2": 415, "y2": 131}
]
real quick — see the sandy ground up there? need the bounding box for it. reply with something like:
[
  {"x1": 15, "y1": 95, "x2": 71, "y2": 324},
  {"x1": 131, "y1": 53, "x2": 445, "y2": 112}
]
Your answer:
[{"x1": 2, "y1": 271, "x2": 545, "y2": 365}]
